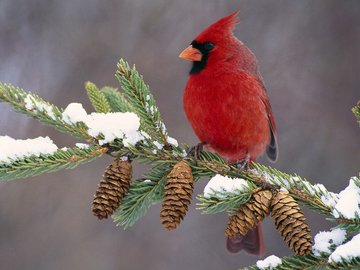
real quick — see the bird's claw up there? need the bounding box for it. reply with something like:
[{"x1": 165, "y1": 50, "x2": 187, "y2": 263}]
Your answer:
[
  {"x1": 232, "y1": 154, "x2": 250, "y2": 172},
  {"x1": 187, "y1": 142, "x2": 205, "y2": 160}
]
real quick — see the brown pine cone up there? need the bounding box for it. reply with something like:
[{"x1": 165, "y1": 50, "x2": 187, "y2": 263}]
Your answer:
[
  {"x1": 225, "y1": 189, "x2": 273, "y2": 237},
  {"x1": 92, "y1": 158, "x2": 132, "y2": 220},
  {"x1": 270, "y1": 190, "x2": 313, "y2": 255},
  {"x1": 160, "y1": 161, "x2": 194, "y2": 230}
]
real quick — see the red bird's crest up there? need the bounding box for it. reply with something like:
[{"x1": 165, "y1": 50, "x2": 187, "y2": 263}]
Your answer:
[{"x1": 195, "y1": 11, "x2": 240, "y2": 43}]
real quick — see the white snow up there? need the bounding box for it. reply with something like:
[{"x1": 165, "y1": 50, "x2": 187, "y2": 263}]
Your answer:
[
  {"x1": 141, "y1": 132, "x2": 151, "y2": 139},
  {"x1": 258, "y1": 170, "x2": 291, "y2": 189},
  {"x1": 167, "y1": 136, "x2": 178, "y2": 147},
  {"x1": 301, "y1": 182, "x2": 328, "y2": 196},
  {"x1": 62, "y1": 103, "x2": 88, "y2": 125},
  {"x1": 75, "y1": 143, "x2": 90, "y2": 149},
  {"x1": 332, "y1": 178, "x2": 360, "y2": 219},
  {"x1": 144, "y1": 179, "x2": 151, "y2": 183},
  {"x1": 328, "y1": 233, "x2": 360, "y2": 263},
  {"x1": 298, "y1": 181, "x2": 339, "y2": 208},
  {"x1": 24, "y1": 94, "x2": 56, "y2": 120},
  {"x1": 120, "y1": 156, "x2": 129, "y2": 161},
  {"x1": 301, "y1": 180, "x2": 315, "y2": 194},
  {"x1": 312, "y1": 228, "x2": 347, "y2": 256},
  {"x1": 0, "y1": 136, "x2": 58, "y2": 164},
  {"x1": 24, "y1": 95, "x2": 35, "y2": 110},
  {"x1": 313, "y1": 183, "x2": 328, "y2": 194},
  {"x1": 203, "y1": 174, "x2": 250, "y2": 198},
  {"x1": 320, "y1": 192, "x2": 339, "y2": 208},
  {"x1": 145, "y1": 103, "x2": 155, "y2": 115},
  {"x1": 153, "y1": 141, "x2": 164, "y2": 149},
  {"x1": 61, "y1": 103, "x2": 143, "y2": 146},
  {"x1": 85, "y1": 112, "x2": 142, "y2": 146},
  {"x1": 260, "y1": 169, "x2": 346, "y2": 211},
  {"x1": 256, "y1": 255, "x2": 282, "y2": 269},
  {"x1": 149, "y1": 106, "x2": 155, "y2": 114},
  {"x1": 158, "y1": 122, "x2": 167, "y2": 134}
]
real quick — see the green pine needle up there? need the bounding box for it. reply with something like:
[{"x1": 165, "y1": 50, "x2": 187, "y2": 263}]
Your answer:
[
  {"x1": 115, "y1": 59, "x2": 169, "y2": 145},
  {"x1": 0, "y1": 145, "x2": 107, "y2": 181},
  {"x1": 100, "y1": 86, "x2": 133, "y2": 113},
  {"x1": 0, "y1": 83, "x2": 92, "y2": 141},
  {"x1": 244, "y1": 253, "x2": 360, "y2": 270},
  {"x1": 85, "y1": 81, "x2": 111, "y2": 113},
  {"x1": 197, "y1": 192, "x2": 253, "y2": 214},
  {"x1": 112, "y1": 163, "x2": 172, "y2": 228}
]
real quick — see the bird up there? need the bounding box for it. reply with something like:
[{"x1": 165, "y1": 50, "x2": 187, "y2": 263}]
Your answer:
[{"x1": 179, "y1": 11, "x2": 278, "y2": 255}]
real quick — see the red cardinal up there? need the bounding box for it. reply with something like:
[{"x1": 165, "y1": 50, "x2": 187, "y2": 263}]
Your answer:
[{"x1": 179, "y1": 11, "x2": 278, "y2": 255}]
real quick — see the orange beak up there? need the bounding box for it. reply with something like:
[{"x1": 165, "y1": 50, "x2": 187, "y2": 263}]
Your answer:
[{"x1": 179, "y1": 45, "x2": 202, "y2": 62}]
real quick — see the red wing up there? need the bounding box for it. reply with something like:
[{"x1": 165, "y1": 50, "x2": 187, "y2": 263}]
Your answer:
[{"x1": 260, "y1": 85, "x2": 278, "y2": 162}]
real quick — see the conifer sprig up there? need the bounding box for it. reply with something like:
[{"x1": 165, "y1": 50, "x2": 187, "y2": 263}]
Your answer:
[
  {"x1": 0, "y1": 83, "x2": 92, "y2": 141},
  {"x1": 0, "y1": 145, "x2": 107, "y2": 181},
  {"x1": 113, "y1": 163, "x2": 173, "y2": 228},
  {"x1": 85, "y1": 81, "x2": 111, "y2": 113},
  {"x1": 197, "y1": 189, "x2": 255, "y2": 215},
  {"x1": 115, "y1": 59, "x2": 169, "y2": 145},
  {"x1": 100, "y1": 86, "x2": 133, "y2": 113},
  {"x1": 243, "y1": 253, "x2": 360, "y2": 270}
]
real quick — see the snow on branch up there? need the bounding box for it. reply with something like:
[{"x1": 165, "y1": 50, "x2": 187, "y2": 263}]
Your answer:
[
  {"x1": 0, "y1": 136, "x2": 58, "y2": 165},
  {"x1": 245, "y1": 229, "x2": 360, "y2": 269},
  {"x1": 0, "y1": 83, "x2": 91, "y2": 140},
  {"x1": 0, "y1": 139, "x2": 107, "y2": 181},
  {"x1": 62, "y1": 103, "x2": 145, "y2": 146},
  {"x1": 256, "y1": 255, "x2": 282, "y2": 269}
]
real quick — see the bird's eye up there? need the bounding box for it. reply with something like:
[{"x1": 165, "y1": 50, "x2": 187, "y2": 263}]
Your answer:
[{"x1": 204, "y1": 42, "x2": 215, "y2": 51}]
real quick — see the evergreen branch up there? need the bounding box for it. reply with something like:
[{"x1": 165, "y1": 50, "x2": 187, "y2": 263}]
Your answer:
[
  {"x1": 111, "y1": 140, "x2": 351, "y2": 228},
  {"x1": 242, "y1": 254, "x2": 360, "y2": 270},
  {"x1": 0, "y1": 83, "x2": 93, "y2": 141},
  {"x1": 197, "y1": 192, "x2": 253, "y2": 214},
  {"x1": 352, "y1": 102, "x2": 360, "y2": 126},
  {"x1": 334, "y1": 219, "x2": 360, "y2": 234},
  {"x1": 112, "y1": 163, "x2": 172, "y2": 228},
  {"x1": 85, "y1": 81, "x2": 111, "y2": 113},
  {"x1": 112, "y1": 139, "x2": 345, "y2": 226},
  {"x1": 250, "y1": 164, "x2": 334, "y2": 216},
  {"x1": 100, "y1": 86, "x2": 133, "y2": 113},
  {"x1": 115, "y1": 59, "x2": 169, "y2": 145},
  {"x1": 0, "y1": 145, "x2": 107, "y2": 181},
  {"x1": 329, "y1": 256, "x2": 360, "y2": 270}
]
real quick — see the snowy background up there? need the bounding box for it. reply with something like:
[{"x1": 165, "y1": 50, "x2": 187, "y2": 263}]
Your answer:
[{"x1": 0, "y1": 1, "x2": 359, "y2": 269}]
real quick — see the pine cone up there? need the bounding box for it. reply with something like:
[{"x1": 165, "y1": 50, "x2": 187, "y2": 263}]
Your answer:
[
  {"x1": 160, "y1": 161, "x2": 194, "y2": 230},
  {"x1": 271, "y1": 190, "x2": 313, "y2": 255},
  {"x1": 225, "y1": 189, "x2": 273, "y2": 237},
  {"x1": 92, "y1": 158, "x2": 132, "y2": 220}
]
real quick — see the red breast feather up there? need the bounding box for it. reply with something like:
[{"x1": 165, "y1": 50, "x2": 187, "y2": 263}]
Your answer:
[{"x1": 184, "y1": 70, "x2": 270, "y2": 161}]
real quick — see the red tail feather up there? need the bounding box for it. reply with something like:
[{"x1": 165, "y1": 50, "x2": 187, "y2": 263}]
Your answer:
[{"x1": 226, "y1": 223, "x2": 265, "y2": 255}]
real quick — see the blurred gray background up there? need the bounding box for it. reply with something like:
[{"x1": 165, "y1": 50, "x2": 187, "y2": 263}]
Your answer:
[{"x1": 0, "y1": 1, "x2": 359, "y2": 269}]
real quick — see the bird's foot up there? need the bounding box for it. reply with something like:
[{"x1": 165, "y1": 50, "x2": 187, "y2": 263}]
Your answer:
[
  {"x1": 187, "y1": 142, "x2": 206, "y2": 160},
  {"x1": 232, "y1": 154, "x2": 250, "y2": 172}
]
